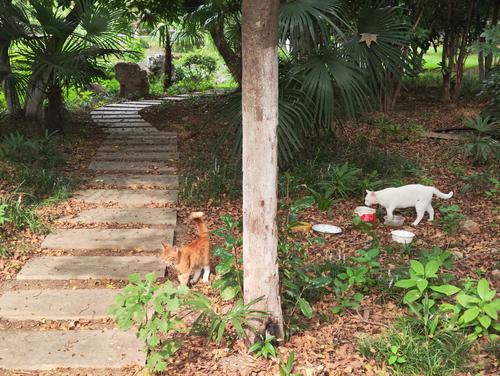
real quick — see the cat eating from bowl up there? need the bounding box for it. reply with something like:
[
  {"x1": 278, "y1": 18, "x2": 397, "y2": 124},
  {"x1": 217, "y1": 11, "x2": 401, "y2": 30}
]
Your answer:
[{"x1": 364, "y1": 184, "x2": 453, "y2": 226}]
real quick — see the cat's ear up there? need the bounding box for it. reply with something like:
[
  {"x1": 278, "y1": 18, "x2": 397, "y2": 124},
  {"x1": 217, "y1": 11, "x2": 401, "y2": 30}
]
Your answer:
[
  {"x1": 161, "y1": 241, "x2": 168, "y2": 249},
  {"x1": 365, "y1": 190, "x2": 371, "y2": 194}
]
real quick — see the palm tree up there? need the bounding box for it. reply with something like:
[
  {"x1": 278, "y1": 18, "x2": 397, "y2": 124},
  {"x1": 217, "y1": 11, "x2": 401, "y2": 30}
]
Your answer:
[
  {"x1": 2, "y1": 0, "x2": 129, "y2": 128},
  {"x1": 220, "y1": 0, "x2": 411, "y2": 163}
]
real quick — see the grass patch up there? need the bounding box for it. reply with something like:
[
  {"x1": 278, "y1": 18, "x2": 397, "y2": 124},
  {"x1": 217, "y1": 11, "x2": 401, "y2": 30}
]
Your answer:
[
  {"x1": 0, "y1": 130, "x2": 76, "y2": 236},
  {"x1": 359, "y1": 318, "x2": 474, "y2": 376}
]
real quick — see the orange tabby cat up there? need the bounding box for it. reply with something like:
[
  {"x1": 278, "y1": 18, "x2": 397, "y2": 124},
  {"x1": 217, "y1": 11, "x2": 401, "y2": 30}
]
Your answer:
[{"x1": 161, "y1": 211, "x2": 210, "y2": 285}]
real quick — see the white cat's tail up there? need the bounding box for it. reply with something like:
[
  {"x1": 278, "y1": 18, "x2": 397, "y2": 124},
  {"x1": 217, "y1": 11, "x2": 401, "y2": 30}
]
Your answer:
[{"x1": 433, "y1": 188, "x2": 453, "y2": 199}]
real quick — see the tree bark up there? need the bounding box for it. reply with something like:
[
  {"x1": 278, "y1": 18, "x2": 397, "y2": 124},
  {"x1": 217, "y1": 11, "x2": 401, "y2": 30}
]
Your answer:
[
  {"x1": 441, "y1": 0, "x2": 454, "y2": 103},
  {"x1": 210, "y1": 23, "x2": 242, "y2": 87},
  {"x1": 0, "y1": 39, "x2": 20, "y2": 114},
  {"x1": 241, "y1": 0, "x2": 284, "y2": 344},
  {"x1": 163, "y1": 25, "x2": 173, "y2": 91},
  {"x1": 45, "y1": 85, "x2": 65, "y2": 132},
  {"x1": 452, "y1": 0, "x2": 476, "y2": 101},
  {"x1": 24, "y1": 79, "x2": 47, "y2": 120}
]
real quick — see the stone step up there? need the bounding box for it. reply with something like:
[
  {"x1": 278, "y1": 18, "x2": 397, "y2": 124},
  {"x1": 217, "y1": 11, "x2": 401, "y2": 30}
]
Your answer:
[
  {"x1": 0, "y1": 289, "x2": 119, "y2": 320},
  {"x1": 92, "y1": 114, "x2": 143, "y2": 119},
  {"x1": 90, "y1": 174, "x2": 179, "y2": 189},
  {"x1": 88, "y1": 160, "x2": 176, "y2": 173},
  {"x1": 100, "y1": 122, "x2": 152, "y2": 128},
  {"x1": 125, "y1": 100, "x2": 162, "y2": 105},
  {"x1": 97, "y1": 118, "x2": 149, "y2": 124},
  {"x1": 101, "y1": 103, "x2": 151, "y2": 109},
  {"x1": 91, "y1": 109, "x2": 139, "y2": 114},
  {"x1": 94, "y1": 151, "x2": 179, "y2": 161},
  {"x1": 41, "y1": 228, "x2": 173, "y2": 251},
  {"x1": 17, "y1": 256, "x2": 167, "y2": 280},
  {"x1": 97, "y1": 144, "x2": 177, "y2": 153},
  {"x1": 103, "y1": 128, "x2": 161, "y2": 135},
  {"x1": 0, "y1": 330, "x2": 145, "y2": 370},
  {"x1": 74, "y1": 189, "x2": 177, "y2": 206},
  {"x1": 59, "y1": 208, "x2": 177, "y2": 225},
  {"x1": 100, "y1": 143, "x2": 177, "y2": 151},
  {"x1": 103, "y1": 134, "x2": 176, "y2": 140}
]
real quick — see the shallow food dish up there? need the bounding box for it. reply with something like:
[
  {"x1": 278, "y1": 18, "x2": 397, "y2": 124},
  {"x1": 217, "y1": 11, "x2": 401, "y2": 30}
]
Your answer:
[
  {"x1": 384, "y1": 215, "x2": 405, "y2": 227},
  {"x1": 312, "y1": 224, "x2": 342, "y2": 234},
  {"x1": 354, "y1": 206, "x2": 376, "y2": 222},
  {"x1": 391, "y1": 230, "x2": 415, "y2": 244}
]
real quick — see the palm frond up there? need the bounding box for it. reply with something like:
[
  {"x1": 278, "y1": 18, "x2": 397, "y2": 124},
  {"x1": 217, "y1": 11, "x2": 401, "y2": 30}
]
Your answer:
[{"x1": 279, "y1": 0, "x2": 349, "y2": 53}]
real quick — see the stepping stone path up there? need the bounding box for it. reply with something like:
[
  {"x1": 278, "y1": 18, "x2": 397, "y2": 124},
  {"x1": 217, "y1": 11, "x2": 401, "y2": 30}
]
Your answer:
[{"x1": 0, "y1": 99, "x2": 180, "y2": 372}]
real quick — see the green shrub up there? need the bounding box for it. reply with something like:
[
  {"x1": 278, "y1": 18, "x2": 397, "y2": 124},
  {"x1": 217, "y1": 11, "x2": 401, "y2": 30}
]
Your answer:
[
  {"x1": 174, "y1": 53, "x2": 217, "y2": 91},
  {"x1": 359, "y1": 318, "x2": 473, "y2": 376},
  {"x1": 463, "y1": 115, "x2": 499, "y2": 164},
  {"x1": 111, "y1": 272, "x2": 266, "y2": 373}
]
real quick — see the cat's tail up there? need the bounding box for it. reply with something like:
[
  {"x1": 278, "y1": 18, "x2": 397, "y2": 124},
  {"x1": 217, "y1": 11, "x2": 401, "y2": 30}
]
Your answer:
[
  {"x1": 433, "y1": 188, "x2": 453, "y2": 199},
  {"x1": 190, "y1": 212, "x2": 208, "y2": 237}
]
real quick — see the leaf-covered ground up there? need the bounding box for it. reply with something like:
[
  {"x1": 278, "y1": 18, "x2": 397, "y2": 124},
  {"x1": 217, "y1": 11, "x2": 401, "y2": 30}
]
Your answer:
[{"x1": 0, "y1": 92, "x2": 497, "y2": 375}]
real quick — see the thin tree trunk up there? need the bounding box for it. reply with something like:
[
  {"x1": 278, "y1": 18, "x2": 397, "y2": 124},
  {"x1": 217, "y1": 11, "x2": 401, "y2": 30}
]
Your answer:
[
  {"x1": 485, "y1": 0, "x2": 499, "y2": 76},
  {"x1": 453, "y1": 0, "x2": 476, "y2": 101},
  {"x1": 0, "y1": 39, "x2": 20, "y2": 114},
  {"x1": 241, "y1": 0, "x2": 284, "y2": 344},
  {"x1": 163, "y1": 26, "x2": 173, "y2": 91},
  {"x1": 45, "y1": 84, "x2": 64, "y2": 132},
  {"x1": 441, "y1": 0, "x2": 454, "y2": 103},
  {"x1": 210, "y1": 23, "x2": 242, "y2": 87}
]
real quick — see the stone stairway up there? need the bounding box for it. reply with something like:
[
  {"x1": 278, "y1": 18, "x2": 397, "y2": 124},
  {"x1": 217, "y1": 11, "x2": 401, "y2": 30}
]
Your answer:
[{"x1": 0, "y1": 99, "x2": 178, "y2": 372}]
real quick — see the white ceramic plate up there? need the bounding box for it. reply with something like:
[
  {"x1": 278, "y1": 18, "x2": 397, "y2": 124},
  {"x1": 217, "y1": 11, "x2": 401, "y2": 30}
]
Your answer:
[{"x1": 312, "y1": 224, "x2": 342, "y2": 234}]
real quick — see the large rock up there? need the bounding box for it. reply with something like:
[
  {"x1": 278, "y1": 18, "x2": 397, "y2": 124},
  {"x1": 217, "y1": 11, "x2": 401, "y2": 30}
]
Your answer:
[{"x1": 115, "y1": 62, "x2": 149, "y2": 98}]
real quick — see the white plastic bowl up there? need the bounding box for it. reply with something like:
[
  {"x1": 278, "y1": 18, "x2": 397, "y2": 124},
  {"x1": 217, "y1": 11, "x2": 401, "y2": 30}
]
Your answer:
[
  {"x1": 384, "y1": 215, "x2": 405, "y2": 227},
  {"x1": 391, "y1": 230, "x2": 415, "y2": 244},
  {"x1": 312, "y1": 224, "x2": 342, "y2": 234}
]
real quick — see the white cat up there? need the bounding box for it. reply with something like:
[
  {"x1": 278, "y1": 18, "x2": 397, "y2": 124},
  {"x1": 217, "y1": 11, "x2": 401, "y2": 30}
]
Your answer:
[{"x1": 364, "y1": 184, "x2": 453, "y2": 226}]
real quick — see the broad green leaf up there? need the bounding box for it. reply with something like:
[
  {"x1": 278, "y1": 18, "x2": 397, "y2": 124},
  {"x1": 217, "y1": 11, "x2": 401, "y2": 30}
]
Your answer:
[
  {"x1": 430, "y1": 284, "x2": 461, "y2": 296},
  {"x1": 460, "y1": 307, "x2": 480, "y2": 324},
  {"x1": 403, "y1": 289, "x2": 422, "y2": 303},
  {"x1": 478, "y1": 315, "x2": 492, "y2": 329},
  {"x1": 395, "y1": 279, "x2": 417, "y2": 288},
  {"x1": 477, "y1": 279, "x2": 490, "y2": 300},
  {"x1": 416, "y1": 279, "x2": 428, "y2": 292},
  {"x1": 457, "y1": 293, "x2": 481, "y2": 307},
  {"x1": 484, "y1": 302, "x2": 499, "y2": 320},
  {"x1": 220, "y1": 285, "x2": 240, "y2": 301},
  {"x1": 388, "y1": 355, "x2": 397, "y2": 365},
  {"x1": 291, "y1": 196, "x2": 315, "y2": 212},
  {"x1": 410, "y1": 260, "x2": 425, "y2": 276},
  {"x1": 425, "y1": 259, "x2": 441, "y2": 277},
  {"x1": 298, "y1": 298, "x2": 313, "y2": 318},
  {"x1": 390, "y1": 345, "x2": 398, "y2": 354}
]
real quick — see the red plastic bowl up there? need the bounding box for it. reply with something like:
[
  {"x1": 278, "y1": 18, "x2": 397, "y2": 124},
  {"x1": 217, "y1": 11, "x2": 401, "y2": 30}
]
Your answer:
[{"x1": 354, "y1": 207, "x2": 376, "y2": 222}]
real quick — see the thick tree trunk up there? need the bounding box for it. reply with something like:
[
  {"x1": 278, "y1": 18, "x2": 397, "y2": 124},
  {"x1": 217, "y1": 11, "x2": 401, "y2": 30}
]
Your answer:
[
  {"x1": 241, "y1": 0, "x2": 284, "y2": 344},
  {"x1": 24, "y1": 79, "x2": 46, "y2": 121},
  {"x1": 441, "y1": 0, "x2": 454, "y2": 103},
  {"x1": 163, "y1": 27, "x2": 173, "y2": 91},
  {"x1": 210, "y1": 23, "x2": 242, "y2": 87},
  {"x1": 45, "y1": 85, "x2": 64, "y2": 132},
  {"x1": 0, "y1": 39, "x2": 21, "y2": 115}
]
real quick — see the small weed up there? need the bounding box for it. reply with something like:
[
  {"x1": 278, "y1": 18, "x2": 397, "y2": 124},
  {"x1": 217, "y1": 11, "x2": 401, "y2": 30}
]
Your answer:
[
  {"x1": 248, "y1": 335, "x2": 278, "y2": 359},
  {"x1": 279, "y1": 351, "x2": 300, "y2": 376},
  {"x1": 438, "y1": 204, "x2": 465, "y2": 234}
]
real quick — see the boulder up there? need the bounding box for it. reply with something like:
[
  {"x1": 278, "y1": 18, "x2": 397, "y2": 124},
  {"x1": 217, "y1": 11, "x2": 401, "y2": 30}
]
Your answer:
[
  {"x1": 459, "y1": 219, "x2": 480, "y2": 233},
  {"x1": 114, "y1": 62, "x2": 149, "y2": 98}
]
